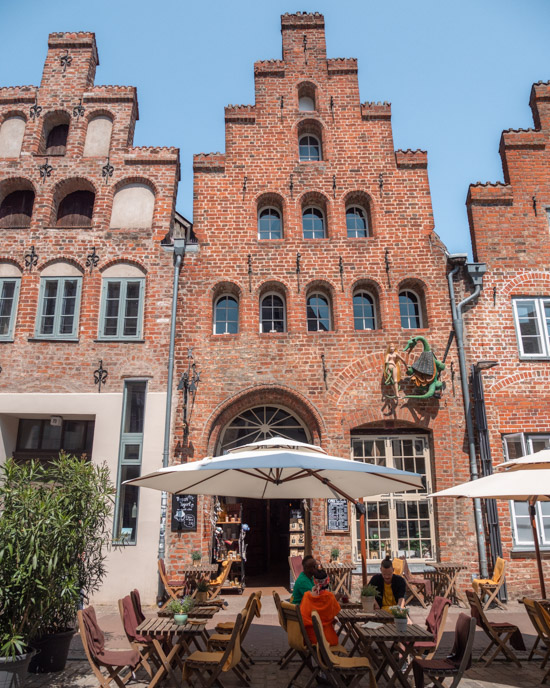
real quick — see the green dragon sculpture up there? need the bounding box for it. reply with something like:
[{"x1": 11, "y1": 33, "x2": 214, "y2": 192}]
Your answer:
[{"x1": 403, "y1": 335, "x2": 445, "y2": 399}]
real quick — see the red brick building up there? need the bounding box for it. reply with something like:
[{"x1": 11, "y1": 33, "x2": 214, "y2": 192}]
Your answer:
[
  {"x1": 0, "y1": 32, "x2": 181, "y2": 601},
  {"x1": 466, "y1": 82, "x2": 550, "y2": 597},
  {"x1": 169, "y1": 12, "x2": 479, "y2": 590}
]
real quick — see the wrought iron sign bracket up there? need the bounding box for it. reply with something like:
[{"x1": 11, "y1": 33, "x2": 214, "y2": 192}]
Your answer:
[
  {"x1": 86, "y1": 246, "x2": 100, "y2": 274},
  {"x1": 24, "y1": 245, "x2": 38, "y2": 272},
  {"x1": 93, "y1": 360, "x2": 108, "y2": 393}
]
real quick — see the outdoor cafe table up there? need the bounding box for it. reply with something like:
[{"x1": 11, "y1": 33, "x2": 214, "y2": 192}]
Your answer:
[
  {"x1": 178, "y1": 563, "x2": 218, "y2": 593},
  {"x1": 136, "y1": 616, "x2": 208, "y2": 688},
  {"x1": 355, "y1": 622, "x2": 433, "y2": 688},
  {"x1": 337, "y1": 608, "x2": 393, "y2": 653},
  {"x1": 423, "y1": 562, "x2": 467, "y2": 607},
  {"x1": 324, "y1": 562, "x2": 356, "y2": 597}
]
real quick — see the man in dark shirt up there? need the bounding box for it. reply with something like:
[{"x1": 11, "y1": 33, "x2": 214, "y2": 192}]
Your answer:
[
  {"x1": 368, "y1": 556, "x2": 406, "y2": 610},
  {"x1": 291, "y1": 555, "x2": 318, "y2": 605}
]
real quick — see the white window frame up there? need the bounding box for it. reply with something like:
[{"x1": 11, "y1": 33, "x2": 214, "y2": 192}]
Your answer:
[
  {"x1": 353, "y1": 290, "x2": 377, "y2": 330},
  {"x1": 512, "y1": 297, "x2": 550, "y2": 358},
  {"x1": 350, "y1": 435, "x2": 435, "y2": 564},
  {"x1": 399, "y1": 289, "x2": 423, "y2": 329},
  {"x1": 213, "y1": 294, "x2": 239, "y2": 335},
  {"x1": 302, "y1": 205, "x2": 326, "y2": 239},
  {"x1": 260, "y1": 292, "x2": 286, "y2": 333},
  {"x1": 346, "y1": 205, "x2": 369, "y2": 238},
  {"x1": 502, "y1": 433, "x2": 550, "y2": 549},
  {"x1": 306, "y1": 292, "x2": 331, "y2": 332},
  {"x1": 257, "y1": 206, "x2": 282, "y2": 240},
  {"x1": 298, "y1": 134, "x2": 322, "y2": 161}
]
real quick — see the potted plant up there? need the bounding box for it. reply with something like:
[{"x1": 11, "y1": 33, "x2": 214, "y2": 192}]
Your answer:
[
  {"x1": 0, "y1": 455, "x2": 115, "y2": 680},
  {"x1": 389, "y1": 605, "x2": 409, "y2": 631},
  {"x1": 168, "y1": 597, "x2": 195, "y2": 625},
  {"x1": 191, "y1": 550, "x2": 202, "y2": 566},
  {"x1": 330, "y1": 547, "x2": 340, "y2": 563},
  {"x1": 195, "y1": 578, "x2": 210, "y2": 603},
  {"x1": 360, "y1": 584, "x2": 378, "y2": 612}
]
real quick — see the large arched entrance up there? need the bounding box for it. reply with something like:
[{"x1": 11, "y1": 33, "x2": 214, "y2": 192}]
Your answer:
[{"x1": 216, "y1": 404, "x2": 311, "y2": 586}]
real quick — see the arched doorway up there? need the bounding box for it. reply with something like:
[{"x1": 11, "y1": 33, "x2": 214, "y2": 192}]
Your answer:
[{"x1": 217, "y1": 404, "x2": 311, "y2": 587}]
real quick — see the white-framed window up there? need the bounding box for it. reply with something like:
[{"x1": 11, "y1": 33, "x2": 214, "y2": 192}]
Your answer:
[
  {"x1": 353, "y1": 291, "x2": 376, "y2": 330},
  {"x1": 346, "y1": 206, "x2": 369, "y2": 238},
  {"x1": 258, "y1": 207, "x2": 282, "y2": 240},
  {"x1": 307, "y1": 293, "x2": 331, "y2": 332},
  {"x1": 260, "y1": 293, "x2": 286, "y2": 333},
  {"x1": 0, "y1": 276, "x2": 20, "y2": 339},
  {"x1": 36, "y1": 276, "x2": 82, "y2": 339},
  {"x1": 99, "y1": 278, "x2": 145, "y2": 340},
  {"x1": 512, "y1": 298, "x2": 550, "y2": 358},
  {"x1": 399, "y1": 290, "x2": 423, "y2": 329},
  {"x1": 302, "y1": 206, "x2": 326, "y2": 239},
  {"x1": 502, "y1": 433, "x2": 550, "y2": 549},
  {"x1": 299, "y1": 134, "x2": 321, "y2": 161},
  {"x1": 351, "y1": 435, "x2": 435, "y2": 562},
  {"x1": 214, "y1": 295, "x2": 239, "y2": 334}
]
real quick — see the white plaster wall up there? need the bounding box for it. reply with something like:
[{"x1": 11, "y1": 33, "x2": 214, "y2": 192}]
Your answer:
[
  {"x1": 83, "y1": 116, "x2": 112, "y2": 157},
  {"x1": 0, "y1": 117, "x2": 26, "y2": 157},
  {"x1": 110, "y1": 184, "x2": 155, "y2": 229},
  {"x1": 0, "y1": 391, "x2": 165, "y2": 604}
]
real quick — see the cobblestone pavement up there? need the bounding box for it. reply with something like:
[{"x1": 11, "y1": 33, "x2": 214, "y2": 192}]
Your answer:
[{"x1": 24, "y1": 588, "x2": 535, "y2": 686}]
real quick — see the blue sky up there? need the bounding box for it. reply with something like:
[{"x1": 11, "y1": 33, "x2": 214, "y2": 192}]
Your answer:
[{"x1": 1, "y1": 0, "x2": 549, "y2": 255}]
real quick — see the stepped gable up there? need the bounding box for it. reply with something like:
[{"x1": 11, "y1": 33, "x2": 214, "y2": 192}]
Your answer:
[
  {"x1": 468, "y1": 181, "x2": 513, "y2": 206},
  {"x1": 225, "y1": 105, "x2": 256, "y2": 123},
  {"x1": 361, "y1": 102, "x2": 391, "y2": 120},
  {"x1": 395, "y1": 149, "x2": 428, "y2": 169}
]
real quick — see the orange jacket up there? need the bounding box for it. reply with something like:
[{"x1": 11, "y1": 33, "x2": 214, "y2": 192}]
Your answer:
[{"x1": 301, "y1": 590, "x2": 341, "y2": 646}]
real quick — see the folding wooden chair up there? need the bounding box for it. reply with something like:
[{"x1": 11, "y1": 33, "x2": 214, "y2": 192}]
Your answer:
[
  {"x1": 280, "y1": 600, "x2": 321, "y2": 688},
  {"x1": 78, "y1": 606, "x2": 141, "y2": 688},
  {"x1": 311, "y1": 610, "x2": 376, "y2": 688},
  {"x1": 118, "y1": 595, "x2": 162, "y2": 679},
  {"x1": 466, "y1": 590, "x2": 522, "y2": 667},
  {"x1": 534, "y1": 601, "x2": 550, "y2": 683},
  {"x1": 395, "y1": 556, "x2": 430, "y2": 608},
  {"x1": 523, "y1": 598, "x2": 550, "y2": 664},
  {"x1": 157, "y1": 558, "x2": 186, "y2": 610},
  {"x1": 273, "y1": 590, "x2": 298, "y2": 669},
  {"x1": 184, "y1": 612, "x2": 244, "y2": 688},
  {"x1": 289, "y1": 555, "x2": 303, "y2": 583},
  {"x1": 206, "y1": 559, "x2": 231, "y2": 600},
  {"x1": 402, "y1": 596, "x2": 451, "y2": 680},
  {"x1": 216, "y1": 591, "x2": 261, "y2": 633},
  {"x1": 130, "y1": 588, "x2": 146, "y2": 625},
  {"x1": 411, "y1": 614, "x2": 476, "y2": 688},
  {"x1": 472, "y1": 556, "x2": 507, "y2": 610}
]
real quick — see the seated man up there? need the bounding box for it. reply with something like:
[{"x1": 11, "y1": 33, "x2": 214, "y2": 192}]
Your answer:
[
  {"x1": 301, "y1": 569, "x2": 341, "y2": 646},
  {"x1": 369, "y1": 555, "x2": 406, "y2": 611},
  {"x1": 291, "y1": 554, "x2": 317, "y2": 605}
]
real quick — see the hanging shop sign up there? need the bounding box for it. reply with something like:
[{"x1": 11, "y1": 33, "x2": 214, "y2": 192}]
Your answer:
[
  {"x1": 171, "y1": 493, "x2": 198, "y2": 532},
  {"x1": 325, "y1": 498, "x2": 350, "y2": 533}
]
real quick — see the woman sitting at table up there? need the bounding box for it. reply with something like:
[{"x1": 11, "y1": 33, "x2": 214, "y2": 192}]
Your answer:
[
  {"x1": 301, "y1": 569, "x2": 341, "y2": 646},
  {"x1": 369, "y1": 556, "x2": 406, "y2": 611}
]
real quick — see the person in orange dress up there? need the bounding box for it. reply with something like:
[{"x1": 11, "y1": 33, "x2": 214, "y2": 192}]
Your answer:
[{"x1": 301, "y1": 569, "x2": 341, "y2": 646}]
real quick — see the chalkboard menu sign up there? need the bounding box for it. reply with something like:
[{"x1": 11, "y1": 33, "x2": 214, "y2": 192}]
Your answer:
[
  {"x1": 171, "y1": 494, "x2": 198, "y2": 532},
  {"x1": 325, "y1": 498, "x2": 350, "y2": 533}
]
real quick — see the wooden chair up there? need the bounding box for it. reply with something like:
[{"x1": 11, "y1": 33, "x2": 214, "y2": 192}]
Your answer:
[
  {"x1": 472, "y1": 556, "x2": 507, "y2": 610},
  {"x1": 280, "y1": 599, "x2": 322, "y2": 688},
  {"x1": 411, "y1": 614, "x2": 476, "y2": 688},
  {"x1": 78, "y1": 606, "x2": 141, "y2": 688},
  {"x1": 403, "y1": 596, "x2": 451, "y2": 680},
  {"x1": 395, "y1": 556, "x2": 430, "y2": 608},
  {"x1": 289, "y1": 555, "x2": 303, "y2": 583},
  {"x1": 216, "y1": 591, "x2": 261, "y2": 633},
  {"x1": 184, "y1": 612, "x2": 244, "y2": 688},
  {"x1": 534, "y1": 601, "x2": 550, "y2": 683},
  {"x1": 523, "y1": 598, "x2": 550, "y2": 664},
  {"x1": 273, "y1": 590, "x2": 297, "y2": 670},
  {"x1": 130, "y1": 589, "x2": 146, "y2": 625},
  {"x1": 157, "y1": 558, "x2": 186, "y2": 610},
  {"x1": 311, "y1": 610, "x2": 376, "y2": 688},
  {"x1": 207, "y1": 596, "x2": 259, "y2": 683},
  {"x1": 206, "y1": 559, "x2": 231, "y2": 599},
  {"x1": 466, "y1": 590, "x2": 522, "y2": 667},
  {"x1": 118, "y1": 595, "x2": 160, "y2": 679}
]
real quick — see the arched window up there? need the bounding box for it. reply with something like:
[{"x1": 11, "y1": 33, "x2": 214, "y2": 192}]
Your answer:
[
  {"x1": 0, "y1": 116, "x2": 26, "y2": 157},
  {"x1": 260, "y1": 293, "x2": 286, "y2": 333},
  {"x1": 0, "y1": 190, "x2": 34, "y2": 228},
  {"x1": 353, "y1": 291, "x2": 376, "y2": 330},
  {"x1": 258, "y1": 207, "x2": 282, "y2": 240},
  {"x1": 214, "y1": 295, "x2": 239, "y2": 334},
  {"x1": 307, "y1": 293, "x2": 331, "y2": 332},
  {"x1": 399, "y1": 290, "x2": 422, "y2": 329},
  {"x1": 45, "y1": 124, "x2": 69, "y2": 155},
  {"x1": 299, "y1": 134, "x2": 321, "y2": 161},
  {"x1": 298, "y1": 82, "x2": 316, "y2": 112},
  {"x1": 346, "y1": 206, "x2": 369, "y2": 238},
  {"x1": 56, "y1": 190, "x2": 95, "y2": 227},
  {"x1": 302, "y1": 207, "x2": 325, "y2": 239}
]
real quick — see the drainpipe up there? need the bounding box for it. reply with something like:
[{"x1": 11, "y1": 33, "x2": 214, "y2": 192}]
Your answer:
[
  {"x1": 157, "y1": 236, "x2": 186, "y2": 603},
  {"x1": 447, "y1": 255, "x2": 489, "y2": 579}
]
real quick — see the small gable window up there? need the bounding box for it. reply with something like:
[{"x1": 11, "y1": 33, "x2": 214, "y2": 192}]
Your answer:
[
  {"x1": 45, "y1": 124, "x2": 69, "y2": 156},
  {"x1": 258, "y1": 207, "x2": 282, "y2": 240},
  {"x1": 302, "y1": 207, "x2": 325, "y2": 239},
  {"x1": 307, "y1": 293, "x2": 331, "y2": 332},
  {"x1": 399, "y1": 290, "x2": 422, "y2": 329},
  {"x1": 346, "y1": 206, "x2": 369, "y2": 238},
  {"x1": 214, "y1": 295, "x2": 239, "y2": 335},
  {"x1": 299, "y1": 134, "x2": 321, "y2": 162},
  {"x1": 353, "y1": 291, "x2": 376, "y2": 330},
  {"x1": 260, "y1": 293, "x2": 286, "y2": 333},
  {"x1": 56, "y1": 190, "x2": 95, "y2": 227}
]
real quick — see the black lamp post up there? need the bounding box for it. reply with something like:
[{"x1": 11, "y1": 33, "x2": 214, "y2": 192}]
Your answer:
[{"x1": 178, "y1": 348, "x2": 201, "y2": 446}]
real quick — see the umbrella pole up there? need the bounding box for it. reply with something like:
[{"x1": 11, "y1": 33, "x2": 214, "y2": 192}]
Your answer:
[
  {"x1": 359, "y1": 498, "x2": 367, "y2": 586},
  {"x1": 529, "y1": 500, "x2": 546, "y2": 599}
]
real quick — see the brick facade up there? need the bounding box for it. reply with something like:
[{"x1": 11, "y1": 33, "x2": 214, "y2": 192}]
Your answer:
[{"x1": 466, "y1": 82, "x2": 550, "y2": 597}]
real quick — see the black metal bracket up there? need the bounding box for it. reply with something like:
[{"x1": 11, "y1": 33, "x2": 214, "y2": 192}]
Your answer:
[
  {"x1": 332, "y1": 175, "x2": 337, "y2": 199},
  {"x1": 339, "y1": 256, "x2": 344, "y2": 292},
  {"x1": 102, "y1": 157, "x2": 114, "y2": 183},
  {"x1": 384, "y1": 248, "x2": 391, "y2": 288},
  {"x1": 94, "y1": 360, "x2": 108, "y2": 393},
  {"x1": 280, "y1": 95, "x2": 284, "y2": 122},
  {"x1": 450, "y1": 360, "x2": 456, "y2": 397},
  {"x1": 242, "y1": 176, "x2": 247, "y2": 200},
  {"x1": 24, "y1": 245, "x2": 38, "y2": 272},
  {"x1": 178, "y1": 348, "x2": 201, "y2": 440},
  {"x1": 379, "y1": 173, "x2": 384, "y2": 197},
  {"x1": 73, "y1": 98, "x2": 85, "y2": 118},
  {"x1": 247, "y1": 254, "x2": 252, "y2": 293},
  {"x1": 296, "y1": 252, "x2": 301, "y2": 293},
  {"x1": 330, "y1": 96, "x2": 334, "y2": 121},
  {"x1": 303, "y1": 34, "x2": 308, "y2": 64},
  {"x1": 29, "y1": 96, "x2": 42, "y2": 121},
  {"x1": 60, "y1": 49, "x2": 72, "y2": 72},
  {"x1": 39, "y1": 159, "x2": 53, "y2": 182},
  {"x1": 289, "y1": 174, "x2": 294, "y2": 198},
  {"x1": 86, "y1": 246, "x2": 100, "y2": 274},
  {"x1": 533, "y1": 195, "x2": 538, "y2": 216},
  {"x1": 321, "y1": 354, "x2": 328, "y2": 390},
  {"x1": 493, "y1": 286, "x2": 497, "y2": 306}
]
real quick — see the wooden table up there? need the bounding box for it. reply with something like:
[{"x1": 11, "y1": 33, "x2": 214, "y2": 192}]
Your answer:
[
  {"x1": 324, "y1": 562, "x2": 356, "y2": 597},
  {"x1": 158, "y1": 605, "x2": 219, "y2": 620},
  {"x1": 356, "y1": 622, "x2": 433, "y2": 688},
  {"x1": 424, "y1": 562, "x2": 467, "y2": 607},
  {"x1": 337, "y1": 608, "x2": 393, "y2": 654},
  {"x1": 177, "y1": 563, "x2": 218, "y2": 595},
  {"x1": 136, "y1": 616, "x2": 208, "y2": 688}
]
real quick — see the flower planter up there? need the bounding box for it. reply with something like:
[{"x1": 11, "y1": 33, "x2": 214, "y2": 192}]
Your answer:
[
  {"x1": 174, "y1": 614, "x2": 188, "y2": 626},
  {"x1": 196, "y1": 591, "x2": 208, "y2": 603},
  {"x1": 361, "y1": 596, "x2": 375, "y2": 612},
  {"x1": 394, "y1": 617, "x2": 408, "y2": 632},
  {"x1": 28, "y1": 628, "x2": 75, "y2": 674},
  {"x1": 0, "y1": 651, "x2": 35, "y2": 688}
]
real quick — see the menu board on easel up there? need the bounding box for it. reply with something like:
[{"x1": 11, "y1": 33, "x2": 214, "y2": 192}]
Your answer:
[{"x1": 325, "y1": 498, "x2": 350, "y2": 533}]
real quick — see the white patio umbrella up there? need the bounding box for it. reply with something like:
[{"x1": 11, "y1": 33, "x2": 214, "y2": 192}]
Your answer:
[
  {"x1": 125, "y1": 436, "x2": 424, "y2": 584},
  {"x1": 430, "y1": 466, "x2": 550, "y2": 597}
]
